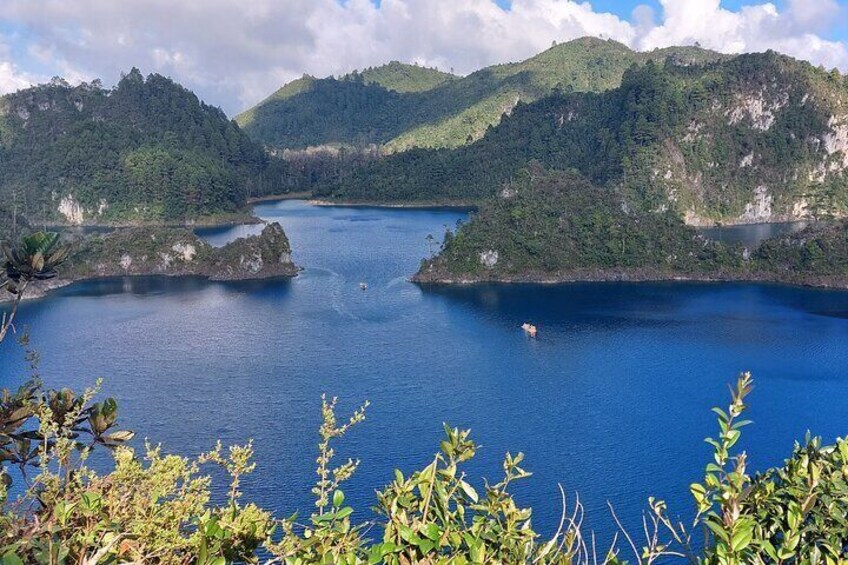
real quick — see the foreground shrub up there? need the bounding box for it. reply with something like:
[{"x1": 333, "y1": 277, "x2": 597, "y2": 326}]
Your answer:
[{"x1": 2, "y1": 367, "x2": 848, "y2": 564}]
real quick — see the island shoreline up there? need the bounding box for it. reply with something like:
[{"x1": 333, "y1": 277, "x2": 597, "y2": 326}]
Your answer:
[
  {"x1": 307, "y1": 199, "x2": 478, "y2": 211},
  {"x1": 411, "y1": 269, "x2": 848, "y2": 291},
  {"x1": 3, "y1": 270, "x2": 300, "y2": 303}
]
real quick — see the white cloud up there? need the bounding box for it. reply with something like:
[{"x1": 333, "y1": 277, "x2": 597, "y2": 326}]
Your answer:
[
  {"x1": 634, "y1": 0, "x2": 848, "y2": 70},
  {"x1": 0, "y1": 61, "x2": 37, "y2": 93},
  {"x1": 0, "y1": 0, "x2": 846, "y2": 115},
  {"x1": 0, "y1": 36, "x2": 40, "y2": 94}
]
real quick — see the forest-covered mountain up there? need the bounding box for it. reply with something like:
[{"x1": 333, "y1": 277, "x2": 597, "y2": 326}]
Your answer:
[
  {"x1": 0, "y1": 69, "x2": 285, "y2": 225},
  {"x1": 236, "y1": 37, "x2": 725, "y2": 151},
  {"x1": 321, "y1": 50, "x2": 848, "y2": 225}
]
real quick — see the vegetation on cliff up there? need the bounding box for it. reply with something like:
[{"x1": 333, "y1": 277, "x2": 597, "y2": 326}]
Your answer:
[
  {"x1": 416, "y1": 167, "x2": 848, "y2": 287},
  {"x1": 320, "y1": 50, "x2": 848, "y2": 226},
  {"x1": 237, "y1": 38, "x2": 725, "y2": 152},
  {"x1": 0, "y1": 70, "x2": 283, "y2": 225}
]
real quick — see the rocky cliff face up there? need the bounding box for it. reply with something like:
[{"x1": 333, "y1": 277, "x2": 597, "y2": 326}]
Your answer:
[
  {"x1": 11, "y1": 222, "x2": 298, "y2": 299},
  {"x1": 209, "y1": 223, "x2": 296, "y2": 280},
  {"x1": 640, "y1": 54, "x2": 848, "y2": 225}
]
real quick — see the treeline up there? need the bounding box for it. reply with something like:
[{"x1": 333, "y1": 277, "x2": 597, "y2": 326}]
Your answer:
[
  {"x1": 240, "y1": 77, "x2": 410, "y2": 149},
  {"x1": 417, "y1": 165, "x2": 848, "y2": 287},
  {"x1": 239, "y1": 69, "x2": 526, "y2": 150},
  {"x1": 315, "y1": 59, "x2": 692, "y2": 204},
  {"x1": 0, "y1": 70, "x2": 284, "y2": 223}
]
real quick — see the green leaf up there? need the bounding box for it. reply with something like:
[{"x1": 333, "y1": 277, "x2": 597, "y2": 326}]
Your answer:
[
  {"x1": 2, "y1": 553, "x2": 24, "y2": 565},
  {"x1": 704, "y1": 518, "x2": 730, "y2": 542},
  {"x1": 423, "y1": 523, "x2": 441, "y2": 541},
  {"x1": 333, "y1": 489, "x2": 345, "y2": 508},
  {"x1": 712, "y1": 407, "x2": 729, "y2": 422},
  {"x1": 417, "y1": 539, "x2": 435, "y2": 554},
  {"x1": 731, "y1": 526, "x2": 753, "y2": 553},
  {"x1": 459, "y1": 480, "x2": 479, "y2": 503}
]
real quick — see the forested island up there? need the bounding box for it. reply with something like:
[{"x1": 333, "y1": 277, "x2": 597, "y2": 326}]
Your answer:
[{"x1": 415, "y1": 167, "x2": 848, "y2": 288}]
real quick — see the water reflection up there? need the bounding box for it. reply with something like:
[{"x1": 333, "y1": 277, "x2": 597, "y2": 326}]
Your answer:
[
  {"x1": 697, "y1": 221, "x2": 809, "y2": 249},
  {"x1": 52, "y1": 275, "x2": 292, "y2": 301},
  {"x1": 194, "y1": 223, "x2": 266, "y2": 247}
]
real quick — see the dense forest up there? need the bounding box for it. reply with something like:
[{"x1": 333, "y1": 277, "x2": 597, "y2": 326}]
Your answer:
[
  {"x1": 319, "y1": 51, "x2": 848, "y2": 225},
  {"x1": 237, "y1": 37, "x2": 726, "y2": 151},
  {"x1": 416, "y1": 166, "x2": 745, "y2": 281},
  {"x1": 416, "y1": 165, "x2": 848, "y2": 286},
  {"x1": 0, "y1": 70, "x2": 285, "y2": 224}
]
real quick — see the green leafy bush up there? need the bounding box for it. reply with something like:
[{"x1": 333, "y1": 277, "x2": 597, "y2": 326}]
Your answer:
[{"x1": 3, "y1": 357, "x2": 848, "y2": 563}]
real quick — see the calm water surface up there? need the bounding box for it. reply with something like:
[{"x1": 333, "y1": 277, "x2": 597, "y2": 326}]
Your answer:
[
  {"x1": 3, "y1": 200, "x2": 848, "y2": 545},
  {"x1": 698, "y1": 221, "x2": 809, "y2": 248}
]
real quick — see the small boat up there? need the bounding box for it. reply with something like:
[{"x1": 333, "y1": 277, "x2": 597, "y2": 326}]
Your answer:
[
  {"x1": 359, "y1": 282, "x2": 368, "y2": 291},
  {"x1": 521, "y1": 323, "x2": 538, "y2": 338}
]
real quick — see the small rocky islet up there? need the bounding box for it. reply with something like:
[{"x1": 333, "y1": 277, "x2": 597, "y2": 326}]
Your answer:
[{"x1": 7, "y1": 221, "x2": 297, "y2": 300}]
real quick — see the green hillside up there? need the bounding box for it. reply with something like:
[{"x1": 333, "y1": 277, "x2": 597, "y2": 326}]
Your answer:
[
  {"x1": 0, "y1": 70, "x2": 284, "y2": 225},
  {"x1": 236, "y1": 37, "x2": 727, "y2": 151},
  {"x1": 358, "y1": 61, "x2": 457, "y2": 93},
  {"x1": 322, "y1": 51, "x2": 848, "y2": 225}
]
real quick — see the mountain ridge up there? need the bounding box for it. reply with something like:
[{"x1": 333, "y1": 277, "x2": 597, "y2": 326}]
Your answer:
[
  {"x1": 236, "y1": 37, "x2": 729, "y2": 152},
  {"x1": 317, "y1": 50, "x2": 848, "y2": 226}
]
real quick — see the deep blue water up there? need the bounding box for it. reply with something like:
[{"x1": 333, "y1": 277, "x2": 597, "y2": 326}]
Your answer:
[{"x1": 3, "y1": 200, "x2": 848, "y2": 548}]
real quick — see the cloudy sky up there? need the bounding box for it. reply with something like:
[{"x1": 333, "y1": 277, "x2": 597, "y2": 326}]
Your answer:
[{"x1": 1, "y1": 0, "x2": 846, "y2": 116}]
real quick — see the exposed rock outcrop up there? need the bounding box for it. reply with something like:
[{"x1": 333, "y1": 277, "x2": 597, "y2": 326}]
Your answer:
[
  {"x1": 9, "y1": 222, "x2": 298, "y2": 300},
  {"x1": 209, "y1": 223, "x2": 296, "y2": 280}
]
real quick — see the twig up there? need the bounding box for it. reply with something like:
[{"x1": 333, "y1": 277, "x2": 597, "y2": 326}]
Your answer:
[{"x1": 608, "y1": 501, "x2": 640, "y2": 563}]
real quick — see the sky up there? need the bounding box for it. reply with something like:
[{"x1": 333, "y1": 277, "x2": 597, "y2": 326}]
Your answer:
[{"x1": 0, "y1": 0, "x2": 847, "y2": 116}]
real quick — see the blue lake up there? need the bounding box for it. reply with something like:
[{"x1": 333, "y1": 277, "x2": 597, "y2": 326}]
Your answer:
[{"x1": 3, "y1": 200, "x2": 848, "y2": 547}]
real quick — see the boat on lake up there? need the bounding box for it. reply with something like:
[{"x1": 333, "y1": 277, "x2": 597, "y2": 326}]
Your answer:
[
  {"x1": 359, "y1": 282, "x2": 368, "y2": 290},
  {"x1": 521, "y1": 323, "x2": 537, "y2": 337}
]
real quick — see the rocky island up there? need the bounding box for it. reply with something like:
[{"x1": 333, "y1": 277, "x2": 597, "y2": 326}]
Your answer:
[{"x1": 9, "y1": 222, "x2": 298, "y2": 300}]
